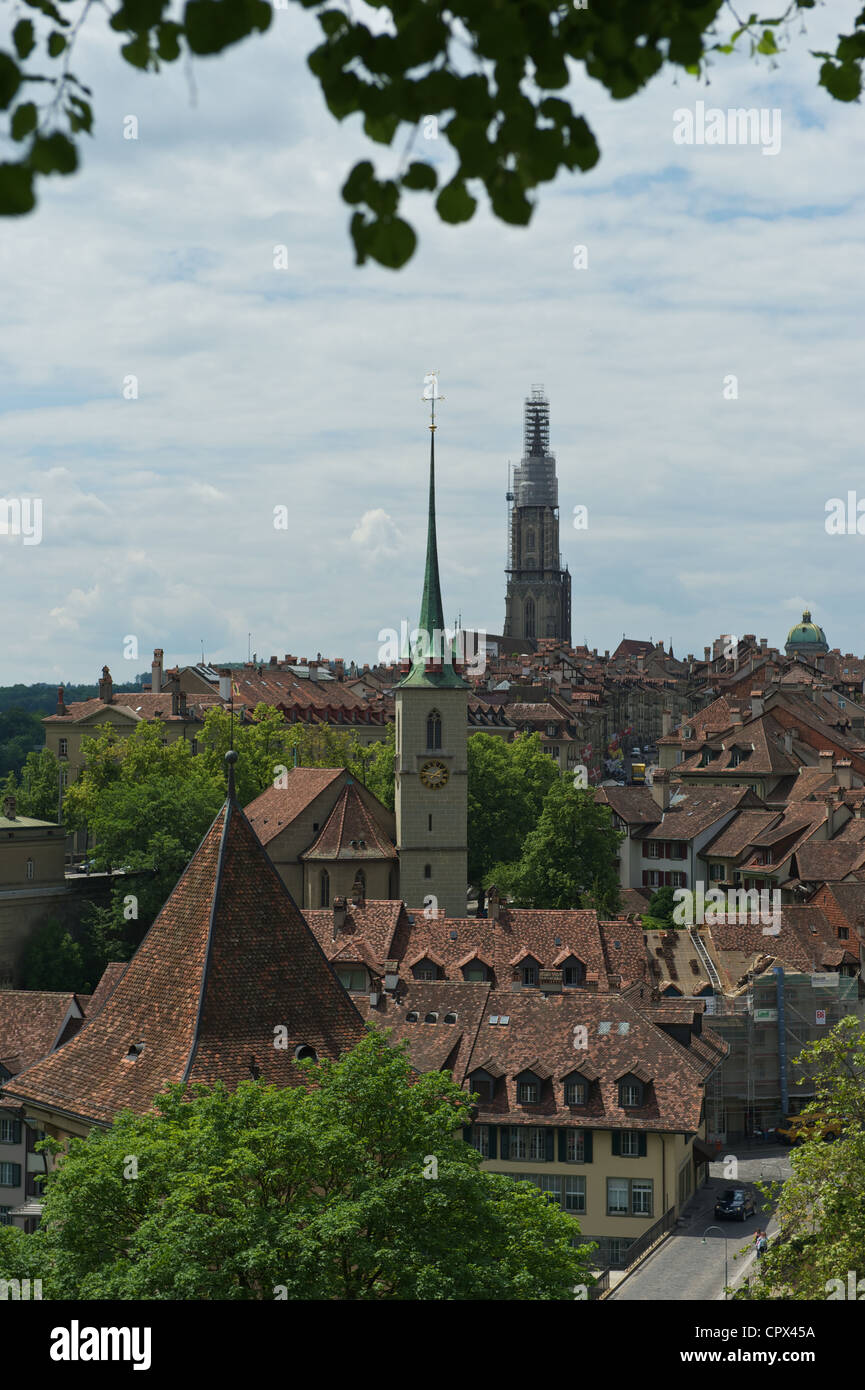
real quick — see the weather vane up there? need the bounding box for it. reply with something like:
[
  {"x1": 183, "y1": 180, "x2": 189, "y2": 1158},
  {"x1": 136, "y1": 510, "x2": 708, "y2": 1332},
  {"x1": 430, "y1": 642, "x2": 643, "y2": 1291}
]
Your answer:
[{"x1": 422, "y1": 371, "x2": 444, "y2": 431}]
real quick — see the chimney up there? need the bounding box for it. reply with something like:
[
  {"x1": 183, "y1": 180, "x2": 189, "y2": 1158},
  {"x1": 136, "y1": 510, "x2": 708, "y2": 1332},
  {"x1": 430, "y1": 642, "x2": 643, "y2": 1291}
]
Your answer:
[
  {"x1": 661, "y1": 709, "x2": 672, "y2": 737},
  {"x1": 151, "y1": 647, "x2": 164, "y2": 693},
  {"x1": 750, "y1": 689, "x2": 764, "y2": 718},
  {"x1": 784, "y1": 728, "x2": 798, "y2": 754},
  {"x1": 332, "y1": 896, "x2": 347, "y2": 939},
  {"x1": 836, "y1": 759, "x2": 853, "y2": 790},
  {"x1": 2, "y1": 795, "x2": 16, "y2": 820},
  {"x1": 704, "y1": 646, "x2": 711, "y2": 663},
  {"x1": 56, "y1": 685, "x2": 66, "y2": 716},
  {"x1": 819, "y1": 750, "x2": 834, "y2": 778},
  {"x1": 218, "y1": 669, "x2": 232, "y2": 701},
  {"x1": 98, "y1": 665, "x2": 113, "y2": 704},
  {"x1": 487, "y1": 885, "x2": 501, "y2": 921},
  {"x1": 269, "y1": 655, "x2": 278, "y2": 666},
  {"x1": 760, "y1": 637, "x2": 768, "y2": 652},
  {"x1": 650, "y1": 768, "x2": 671, "y2": 810},
  {"x1": 308, "y1": 661, "x2": 318, "y2": 681}
]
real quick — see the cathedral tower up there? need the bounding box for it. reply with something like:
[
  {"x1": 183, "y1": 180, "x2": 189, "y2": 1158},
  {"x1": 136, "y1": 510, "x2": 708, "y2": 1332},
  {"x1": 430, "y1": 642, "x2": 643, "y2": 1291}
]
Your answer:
[
  {"x1": 394, "y1": 382, "x2": 469, "y2": 919},
  {"x1": 504, "y1": 385, "x2": 571, "y2": 644}
]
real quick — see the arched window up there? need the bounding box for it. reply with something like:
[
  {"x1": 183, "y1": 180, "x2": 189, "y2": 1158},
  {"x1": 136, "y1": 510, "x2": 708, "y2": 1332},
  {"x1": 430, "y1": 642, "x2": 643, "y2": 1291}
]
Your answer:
[
  {"x1": 426, "y1": 709, "x2": 442, "y2": 749},
  {"x1": 526, "y1": 527, "x2": 535, "y2": 553},
  {"x1": 319, "y1": 869, "x2": 330, "y2": 907},
  {"x1": 525, "y1": 598, "x2": 535, "y2": 638},
  {"x1": 424, "y1": 863, "x2": 432, "y2": 879},
  {"x1": 352, "y1": 869, "x2": 366, "y2": 898}
]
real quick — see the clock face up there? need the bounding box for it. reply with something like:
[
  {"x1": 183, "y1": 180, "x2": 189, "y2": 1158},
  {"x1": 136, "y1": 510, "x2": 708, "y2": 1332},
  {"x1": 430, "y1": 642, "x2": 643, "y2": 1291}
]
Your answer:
[{"x1": 420, "y1": 759, "x2": 449, "y2": 790}]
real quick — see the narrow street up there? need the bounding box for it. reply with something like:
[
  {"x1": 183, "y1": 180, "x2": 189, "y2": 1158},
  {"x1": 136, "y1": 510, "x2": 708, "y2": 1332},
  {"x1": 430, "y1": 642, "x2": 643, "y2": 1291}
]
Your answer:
[{"x1": 609, "y1": 1147, "x2": 792, "y2": 1301}]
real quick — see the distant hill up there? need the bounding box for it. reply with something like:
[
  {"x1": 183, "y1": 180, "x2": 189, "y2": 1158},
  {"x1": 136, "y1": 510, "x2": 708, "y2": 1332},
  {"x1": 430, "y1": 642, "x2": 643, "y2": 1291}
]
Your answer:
[{"x1": 0, "y1": 679, "x2": 148, "y2": 778}]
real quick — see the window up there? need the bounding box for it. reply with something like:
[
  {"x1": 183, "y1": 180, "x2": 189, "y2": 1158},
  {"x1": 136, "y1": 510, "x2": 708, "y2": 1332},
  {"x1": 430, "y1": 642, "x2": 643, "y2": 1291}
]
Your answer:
[
  {"x1": 670, "y1": 871, "x2": 686, "y2": 888},
  {"x1": 526, "y1": 527, "x2": 535, "y2": 552},
  {"x1": 426, "y1": 709, "x2": 442, "y2": 749},
  {"x1": 620, "y1": 1132, "x2": 640, "y2": 1157},
  {"x1": 471, "y1": 1072, "x2": 495, "y2": 1101},
  {"x1": 607, "y1": 1178, "x2": 653, "y2": 1217},
  {"x1": 0, "y1": 1119, "x2": 21, "y2": 1144},
  {"x1": 522, "y1": 963, "x2": 537, "y2": 986},
  {"x1": 646, "y1": 840, "x2": 661, "y2": 859},
  {"x1": 510, "y1": 1128, "x2": 547, "y2": 1161},
  {"x1": 525, "y1": 598, "x2": 536, "y2": 638},
  {"x1": 566, "y1": 1131, "x2": 585, "y2": 1161},
  {"x1": 607, "y1": 1178, "x2": 629, "y2": 1215},
  {"x1": 352, "y1": 869, "x2": 365, "y2": 898},
  {"x1": 25, "y1": 858, "x2": 34, "y2": 881},
  {"x1": 839, "y1": 927, "x2": 850, "y2": 940},
  {"x1": 59, "y1": 737, "x2": 68, "y2": 757},
  {"x1": 463, "y1": 963, "x2": 487, "y2": 982},
  {"x1": 471, "y1": 1125, "x2": 490, "y2": 1157},
  {"x1": 413, "y1": 961, "x2": 438, "y2": 981},
  {"x1": 709, "y1": 862, "x2": 725, "y2": 881},
  {"x1": 294, "y1": 1045, "x2": 317, "y2": 1062},
  {"x1": 0, "y1": 1163, "x2": 21, "y2": 1187},
  {"x1": 336, "y1": 967, "x2": 367, "y2": 992},
  {"x1": 565, "y1": 1080, "x2": 587, "y2": 1106},
  {"x1": 565, "y1": 1176, "x2": 586, "y2": 1214},
  {"x1": 619, "y1": 1081, "x2": 643, "y2": 1108},
  {"x1": 0, "y1": 1207, "x2": 12, "y2": 1227},
  {"x1": 428, "y1": 814, "x2": 432, "y2": 831},
  {"x1": 319, "y1": 869, "x2": 330, "y2": 908},
  {"x1": 563, "y1": 960, "x2": 585, "y2": 988},
  {"x1": 517, "y1": 1079, "x2": 539, "y2": 1104},
  {"x1": 424, "y1": 863, "x2": 432, "y2": 879}
]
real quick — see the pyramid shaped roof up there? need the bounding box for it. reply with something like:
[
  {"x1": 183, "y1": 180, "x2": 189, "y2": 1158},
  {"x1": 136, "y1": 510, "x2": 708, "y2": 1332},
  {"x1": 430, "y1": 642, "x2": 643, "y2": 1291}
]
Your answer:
[{"x1": 4, "y1": 781, "x2": 366, "y2": 1127}]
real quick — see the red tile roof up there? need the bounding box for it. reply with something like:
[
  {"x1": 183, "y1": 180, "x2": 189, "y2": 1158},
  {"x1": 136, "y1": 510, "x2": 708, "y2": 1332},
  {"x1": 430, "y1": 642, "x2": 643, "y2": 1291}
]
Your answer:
[
  {"x1": 4, "y1": 795, "x2": 366, "y2": 1126},
  {"x1": 301, "y1": 781, "x2": 395, "y2": 861},
  {"x1": 244, "y1": 768, "x2": 345, "y2": 846},
  {"x1": 0, "y1": 992, "x2": 84, "y2": 1076}
]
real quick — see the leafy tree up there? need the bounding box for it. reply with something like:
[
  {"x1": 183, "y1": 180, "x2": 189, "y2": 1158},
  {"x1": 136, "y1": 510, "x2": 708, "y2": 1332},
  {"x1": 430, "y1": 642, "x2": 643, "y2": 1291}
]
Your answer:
[
  {"x1": 1, "y1": 3, "x2": 863, "y2": 265},
  {"x1": 1, "y1": 747, "x2": 62, "y2": 821},
  {"x1": 646, "y1": 884, "x2": 677, "y2": 927},
  {"x1": 734, "y1": 1016, "x2": 865, "y2": 1300},
  {"x1": 467, "y1": 732, "x2": 559, "y2": 911},
  {"x1": 0, "y1": 707, "x2": 43, "y2": 778},
  {"x1": 489, "y1": 778, "x2": 622, "y2": 913},
  {"x1": 17, "y1": 916, "x2": 86, "y2": 992},
  {"x1": 15, "y1": 1029, "x2": 594, "y2": 1300}
]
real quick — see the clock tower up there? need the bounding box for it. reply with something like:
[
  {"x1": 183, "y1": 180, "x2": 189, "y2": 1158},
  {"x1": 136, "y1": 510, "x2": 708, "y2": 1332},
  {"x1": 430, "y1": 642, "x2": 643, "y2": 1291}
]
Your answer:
[{"x1": 394, "y1": 378, "x2": 469, "y2": 919}]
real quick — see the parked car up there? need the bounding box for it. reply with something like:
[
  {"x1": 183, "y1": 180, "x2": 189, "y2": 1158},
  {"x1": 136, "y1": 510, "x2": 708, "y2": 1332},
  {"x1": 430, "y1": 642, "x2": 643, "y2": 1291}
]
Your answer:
[
  {"x1": 714, "y1": 1188, "x2": 756, "y2": 1221},
  {"x1": 777, "y1": 1112, "x2": 843, "y2": 1145}
]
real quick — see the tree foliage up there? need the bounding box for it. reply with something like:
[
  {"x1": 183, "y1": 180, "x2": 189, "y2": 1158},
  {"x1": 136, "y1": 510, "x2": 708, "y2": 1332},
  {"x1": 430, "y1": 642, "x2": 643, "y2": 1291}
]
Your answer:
[
  {"x1": 489, "y1": 777, "x2": 622, "y2": 913},
  {"x1": 467, "y1": 731, "x2": 559, "y2": 902},
  {"x1": 6, "y1": 1029, "x2": 595, "y2": 1300},
  {"x1": 734, "y1": 1016, "x2": 865, "y2": 1300},
  {"x1": 1, "y1": 746, "x2": 62, "y2": 820},
  {"x1": 1, "y1": 2, "x2": 862, "y2": 265}
]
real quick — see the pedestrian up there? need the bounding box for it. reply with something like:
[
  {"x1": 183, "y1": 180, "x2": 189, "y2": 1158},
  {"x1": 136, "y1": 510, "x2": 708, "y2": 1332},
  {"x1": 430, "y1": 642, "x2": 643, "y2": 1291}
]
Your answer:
[{"x1": 756, "y1": 1230, "x2": 768, "y2": 1257}]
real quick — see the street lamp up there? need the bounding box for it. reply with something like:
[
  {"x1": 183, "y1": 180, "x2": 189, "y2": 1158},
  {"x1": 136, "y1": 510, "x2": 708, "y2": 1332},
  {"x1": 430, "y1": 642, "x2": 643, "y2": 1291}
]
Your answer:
[{"x1": 701, "y1": 1224, "x2": 729, "y2": 1298}]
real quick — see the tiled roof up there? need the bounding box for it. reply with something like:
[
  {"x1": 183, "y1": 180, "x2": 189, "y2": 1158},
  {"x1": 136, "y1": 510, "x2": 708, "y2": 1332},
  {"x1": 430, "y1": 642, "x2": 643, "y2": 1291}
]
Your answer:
[
  {"x1": 464, "y1": 990, "x2": 725, "y2": 1131},
  {"x1": 792, "y1": 841, "x2": 865, "y2": 882},
  {"x1": 705, "y1": 906, "x2": 843, "y2": 984},
  {"x1": 301, "y1": 781, "x2": 395, "y2": 861},
  {"x1": 0, "y1": 992, "x2": 83, "y2": 1076},
  {"x1": 244, "y1": 768, "x2": 345, "y2": 846},
  {"x1": 359, "y1": 981, "x2": 491, "y2": 1079},
  {"x1": 84, "y1": 963, "x2": 128, "y2": 1017},
  {"x1": 703, "y1": 810, "x2": 780, "y2": 858},
  {"x1": 304, "y1": 901, "x2": 406, "y2": 969},
  {"x1": 630, "y1": 786, "x2": 758, "y2": 842},
  {"x1": 44, "y1": 693, "x2": 222, "y2": 724},
  {"x1": 4, "y1": 792, "x2": 366, "y2": 1126}
]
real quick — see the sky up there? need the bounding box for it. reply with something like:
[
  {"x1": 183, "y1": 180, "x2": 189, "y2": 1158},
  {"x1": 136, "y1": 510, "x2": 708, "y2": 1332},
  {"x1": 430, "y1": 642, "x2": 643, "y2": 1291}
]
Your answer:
[{"x1": 1, "y1": 3, "x2": 864, "y2": 684}]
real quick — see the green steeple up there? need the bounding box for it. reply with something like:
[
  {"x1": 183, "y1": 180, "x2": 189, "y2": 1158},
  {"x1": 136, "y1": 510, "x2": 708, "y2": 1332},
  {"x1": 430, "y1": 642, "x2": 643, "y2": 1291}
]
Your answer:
[{"x1": 399, "y1": 419, "x2": 468, "y2": 690}]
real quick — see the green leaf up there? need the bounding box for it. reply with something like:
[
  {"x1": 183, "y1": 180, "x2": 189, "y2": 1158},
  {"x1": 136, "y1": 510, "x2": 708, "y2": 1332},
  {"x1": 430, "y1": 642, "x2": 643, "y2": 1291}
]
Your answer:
[
  {"x1": 121, "y1": 34, "x2": 152, "y2": 68},
  {"x1": 156, "y1": 22, "x2": 184, "y2": 62},
  {"x1": 183, "y1": 0, "x2": 272, "y2": 57},
  {"x1": 488, "y1": 169, "x2": 532, "y2": 226},
  {"x1": 401, "y1": 161, "x2": 437, "y2": 192},
  {"x1": 47, "y1": 31, "x2": 67, "y2": 58},
  {"x1": 0, "y1": 162, "x2": 36, "y2": 215},
  {"x1": 29, "y1": 132, "x2": 78, "y2": 175},
  {"x1": 756, "y1": 30, "x2": 779, "y2": 56},
  {"x1": 435, "y1": 178, "x2": 477, "y2": 224},
  {"x1": 341, "y1": 159, "x2": 374, "y2": 205},
  {"x1": 368, "y1": 215, "x2": 416, "y2": 269},
  {"x1": 11, "y1": 102, "x2": 38, "y2": 141},
  {"x1": 819, "y1": 58, "x2": 861, "y2": 103},
  {"x1": 13, "y1": 20, "x2": 36, "y2": 60},
  {"x1": 0, "y1": 54, "x2": 23, "y2": 110},
  {"x1": 362, "y1": 111, "x2": 399, "y2": 145}
]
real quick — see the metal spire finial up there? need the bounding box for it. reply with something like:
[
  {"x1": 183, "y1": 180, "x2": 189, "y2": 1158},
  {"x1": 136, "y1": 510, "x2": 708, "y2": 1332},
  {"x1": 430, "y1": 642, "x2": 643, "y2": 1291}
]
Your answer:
[{"x1": 422, "y1": 370, "x2": 444, "y2": 432}]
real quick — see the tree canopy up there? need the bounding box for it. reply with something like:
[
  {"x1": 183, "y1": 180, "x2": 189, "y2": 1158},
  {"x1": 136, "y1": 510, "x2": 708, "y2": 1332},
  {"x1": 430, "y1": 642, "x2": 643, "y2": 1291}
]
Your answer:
[
  {"x1": 1, "y1": 2, "x2": 863, "y2": 265},
  {"x1": 1, "y1": 746, "x2": 62, "y2": 820},
  {"x1": 0, "y1": 1028, "x2": 596, "y2": 1299},
  {"x1": 489, "y1": 777, "x2": 622, "y2": 913},
  {"x1": 734, "y1": 1016, "x2": 865, "y2": 1300},
  {"x1": 467, "y1": 730, "x2": 559, "y2": 909}
]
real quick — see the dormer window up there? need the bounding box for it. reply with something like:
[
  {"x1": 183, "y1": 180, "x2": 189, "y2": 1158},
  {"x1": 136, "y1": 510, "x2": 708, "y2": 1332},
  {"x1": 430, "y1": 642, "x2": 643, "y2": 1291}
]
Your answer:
[
  {"x1": 470, "y1": 1069, "x2": 496, "y2": 1102},
  {"x1": 564, "y1": 1077, "x2": 587, "y2": 1106},
  {"x1": 462, "y1": 962, "x2": 489, "y2": 983},
  {"x1": 406, "y1": 1011, "x2": 419, "y2": 1023},
  {"x1": 518, "y1": 1079, "x2": 539, "y2": 1103},
  {"x1": 294, "y1": 1045, "x2": 317, "y2": 1062},
  {"x1": 412, "y1": 957, "x2": 439, "y2": 981},
  {"x1": 125, "y1": 1040, "x2": 145, "y2": 1061},
  {"x1": 336, "y1": 966, "x2": 367, "y2": 992},
  {"x1": 618, "y1": 1076, "x2": 646, "y2": 1108},
  {"x1": 424, "y1": 1011, "x2": 439, "y2": 1023},
  {"x1": 561, "y1": 956, "x2": 585, "y2": 988}
]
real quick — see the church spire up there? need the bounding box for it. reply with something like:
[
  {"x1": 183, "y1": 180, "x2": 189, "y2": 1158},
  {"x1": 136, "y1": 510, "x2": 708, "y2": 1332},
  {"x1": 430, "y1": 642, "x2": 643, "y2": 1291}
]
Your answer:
[{"x1": 399, "y1": 374, "x2": 467, "y2": 690}]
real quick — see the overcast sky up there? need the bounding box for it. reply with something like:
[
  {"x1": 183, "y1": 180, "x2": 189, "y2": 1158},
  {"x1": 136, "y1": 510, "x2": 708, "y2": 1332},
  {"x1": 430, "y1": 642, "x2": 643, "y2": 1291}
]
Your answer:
[{"x1": 2, "y1": 4, "x2": 864, "y2": 685}]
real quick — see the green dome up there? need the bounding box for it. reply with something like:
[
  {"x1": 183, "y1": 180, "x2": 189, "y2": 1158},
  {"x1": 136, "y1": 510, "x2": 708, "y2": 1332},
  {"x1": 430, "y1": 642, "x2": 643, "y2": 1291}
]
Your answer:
[{"x1": 785, "y1": 610, "x2": 828, "y2": 654}]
